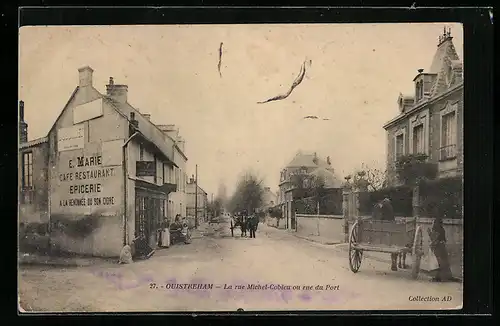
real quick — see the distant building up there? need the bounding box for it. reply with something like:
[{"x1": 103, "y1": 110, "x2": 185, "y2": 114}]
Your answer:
[
  {"x1": 259, "y1": 187, "x2": 278, "y2": 213},
  {"x1": 18, "y1": 66, "x2": 187, "y2": 257},
  {"x1": 278, "y1": 151, "x2": 342, "y2": 229},
  {"x1": 186, "y1": 175, "x2": 208, "y2": 223},
  {"x1": 383, "y1": 27, "x2": 463, "y2": 185},
  {"x1": 157, "y1": 124, "x2": 189, "y2": 220}
]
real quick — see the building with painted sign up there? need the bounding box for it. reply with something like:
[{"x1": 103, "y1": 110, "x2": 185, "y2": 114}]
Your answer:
[{"x1": 18, "y1": 66, "x2": 189, "y2": 257}]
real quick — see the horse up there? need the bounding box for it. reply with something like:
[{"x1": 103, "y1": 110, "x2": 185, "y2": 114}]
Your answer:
[{"x1": 231, "y1": 217, "x2": 248, "y2": 237}]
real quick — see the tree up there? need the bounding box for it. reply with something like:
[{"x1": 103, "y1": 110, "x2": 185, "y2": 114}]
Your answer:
[
  {"x1": 217, "y1": 182, "x2": 228, "y2": 207},
  {"x1": 395, "y1": 154, "x2": 438, "y2": 186},
  {"x1": 352, "y1": 164, "x2": 388, "y2": 191},
  {"x1": 227, "y1": 171, "x2": 265, "y2": 215}
]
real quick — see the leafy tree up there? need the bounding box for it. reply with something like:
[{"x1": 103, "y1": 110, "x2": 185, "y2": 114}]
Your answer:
[{"x1": 395, "y1": 154, "x2": 438, "y2": 186}]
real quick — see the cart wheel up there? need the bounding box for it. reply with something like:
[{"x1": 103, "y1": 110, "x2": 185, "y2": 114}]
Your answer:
[
  {"x1": 348, "y1": 221, "x2": 363, "y2": 273},
  {"x1": 411, "y1": 226, "x2": 423, "y2": 279}
]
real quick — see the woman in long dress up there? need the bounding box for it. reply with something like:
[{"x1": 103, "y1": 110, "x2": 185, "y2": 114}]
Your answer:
[
  {"x1": 428, "y1": 215, "x2": 453, "y2": 281},
  {"x1": 160, "y1": 218, "x2": 170, "y2": 248}
]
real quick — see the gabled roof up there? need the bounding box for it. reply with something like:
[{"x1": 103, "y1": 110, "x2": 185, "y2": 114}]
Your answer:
[
  {"x1": 47, "y1": 87, "x2": 80, "y2": 135},
  {"x1": 263, "y1": 188, "x2": 278, "y2": 204},
  {"x1": 19, "y1": 136, "x2": 48, "y2": 149},
  {"x1": 103, "y1": 97, "x2": 180, "y2": 162},
  {"x1": 43, "y1": 80, "x2": 185, "y2": 165}
]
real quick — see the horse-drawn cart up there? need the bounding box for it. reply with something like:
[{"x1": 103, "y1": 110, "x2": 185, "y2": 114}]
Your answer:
[{"x1": 348, "y1": 217, "x2": 424, "y2": 279}]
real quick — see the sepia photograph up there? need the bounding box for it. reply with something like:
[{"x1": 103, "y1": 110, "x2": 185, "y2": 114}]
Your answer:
[{"x1": 18, "y1": 22, "x2": 464, "y2": 312}]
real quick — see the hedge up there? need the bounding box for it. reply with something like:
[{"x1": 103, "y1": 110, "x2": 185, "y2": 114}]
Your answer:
[
  {"x1": 420, "y1": 176, "x2": 463, "y2": 219},
  {"x1": 359, "y1": 185, "x2": 413, "y2": 216},
  {"x1": 294, "y1": 190, "x2": 342, "y2": 215}
]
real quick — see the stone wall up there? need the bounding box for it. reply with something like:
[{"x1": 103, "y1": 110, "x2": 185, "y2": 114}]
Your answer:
[{"x1": 296, "y1": 214, "x2": 345, "y2": 242}]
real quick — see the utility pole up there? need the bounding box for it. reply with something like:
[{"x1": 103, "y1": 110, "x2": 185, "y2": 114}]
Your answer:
[{"x1": 195, "y1": 164, "x2": 198, "y2": 228}]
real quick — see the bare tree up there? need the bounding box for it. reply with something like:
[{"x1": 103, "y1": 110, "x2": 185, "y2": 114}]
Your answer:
[
  {"x1": 228, "y1": 171, "x2": 265, "y2": 214},
  {"x1": 352, "y1": 163, "x2": 388, "y2": 191}
]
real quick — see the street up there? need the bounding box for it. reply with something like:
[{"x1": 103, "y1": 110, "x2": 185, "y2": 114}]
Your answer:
[{"x1": 18, "y1": 218, "x2": 463, "y2": 312}]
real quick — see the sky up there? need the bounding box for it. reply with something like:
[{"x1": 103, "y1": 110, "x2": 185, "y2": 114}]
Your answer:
[{"x1": 19, "y1": 23, "x2": 463, "y2": 197}]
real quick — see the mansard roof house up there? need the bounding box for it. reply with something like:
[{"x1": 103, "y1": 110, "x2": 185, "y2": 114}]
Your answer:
[{"x1": 383, "y1": 28, "x2": 463, "y2": 186}]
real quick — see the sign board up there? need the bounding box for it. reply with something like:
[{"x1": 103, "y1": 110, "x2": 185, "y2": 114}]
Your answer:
[
  {"x1": 136, "y1": 161, "x2": 156, "y2": 177},
  {"x1": 51, "y1": 152, "x2": 122, "y2": 215},
  {"x1": 73, "y1": 98, "x2": 103, "y2": 124},
  {"x1": 57, "y1": 124, "x2": 85, "y2": 152}
]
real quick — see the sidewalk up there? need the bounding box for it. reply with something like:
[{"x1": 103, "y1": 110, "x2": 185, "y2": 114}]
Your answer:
[
  {"x1": 294, "y1": 233, "x2": 342, "y2": 246},
  {"x1": 19, "y1": 252, "x2": 116, "y2": 267}
]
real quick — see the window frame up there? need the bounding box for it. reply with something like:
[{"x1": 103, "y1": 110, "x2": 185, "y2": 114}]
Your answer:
[
  {"x1": 139, "y1": 143, "x2": 144, "y2": 161},
  {"x1": 393, "y1": 128, "x2": 406, "y2": 161},
  {"x1": 409, "y1": 109, "x2": 429, "y2": 156},
  {"x1": 439, "y1": 101, "x2": 458, "y2": 161},
  {"x1": 22, "y1": 151, "x2": 34, "y2": 190}
]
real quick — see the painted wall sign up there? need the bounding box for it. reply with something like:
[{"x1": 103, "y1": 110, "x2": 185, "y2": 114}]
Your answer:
[
  {"x1": 136, "y1": 161, "x2": 156, "y2": 177},
  {"x1": 57, "y1": 124, "x2": 85, "y2": 152},
  {"x1": 73, "y1": 98, "x2": 104, "y2": 124},
  {"x1": 51, "y1": 153, "x2": 122, "y2": 215}
]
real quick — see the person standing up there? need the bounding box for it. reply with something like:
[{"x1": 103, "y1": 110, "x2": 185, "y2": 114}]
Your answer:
[
  {"x1": 159, "y1": 218, "x2": 170, "y2": 248},
  {"x1": 428, "y1": 214, "x2": 453, "y2": 282},
  {"x1": 248, "y1": 215, "x2": 256, "y2": 238}
]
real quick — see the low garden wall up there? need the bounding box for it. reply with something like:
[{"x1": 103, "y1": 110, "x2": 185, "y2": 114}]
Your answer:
[{"x1": 296, "y1": 214, "x2": 345, "y2": 242}]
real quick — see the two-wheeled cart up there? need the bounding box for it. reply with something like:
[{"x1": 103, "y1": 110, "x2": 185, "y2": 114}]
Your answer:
[{"x1": 348, "y1": 217, "x2": 424, "y2": 279}]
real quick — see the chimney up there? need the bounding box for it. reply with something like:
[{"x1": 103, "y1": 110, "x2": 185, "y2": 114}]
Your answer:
[
  {"x1": 327, "y1": 156, "x2": 331, "y2": 165},
  {"x1": 437, "y1": 26, "x2": 453, "y2": 47},
  {"x1": 106, "y1": 76, "x2": 128, "y2": 103},
  {"x1": 129, "y1": 112, "x2": 139, "y2": 128},
  {"x1": 19, "y1": 101, "x2": 28, "y2": 143},
  {"x1": 143, "y1": 114, "x2": 151, "y2": 121},
  {"x1": 78, "y1": 66, "x2": 94, "y2": 88},
  {"x1": 312, "y1": 152, "x2": 318, "y2": 164}
]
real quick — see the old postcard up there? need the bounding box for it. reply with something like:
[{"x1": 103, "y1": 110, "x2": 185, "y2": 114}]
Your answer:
[{"x1": 18, "y1": 23, "x2": 464, "y2": 312}]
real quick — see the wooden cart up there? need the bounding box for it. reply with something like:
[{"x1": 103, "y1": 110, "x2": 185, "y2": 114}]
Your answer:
[{"x1": 348, "y1": 217, "x2": 424, "y2": 279}]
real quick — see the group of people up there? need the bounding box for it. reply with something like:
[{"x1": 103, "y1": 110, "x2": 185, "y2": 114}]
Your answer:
[
  {"x1": 231, "y1": 210, "x2": 259, "y2": 238},
  {"x1": 372, "y1": 197, "x2": 454, "y2": 282},
  {"x1": 119, "y1": 214, "x2": 188, "y2": 264}
]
